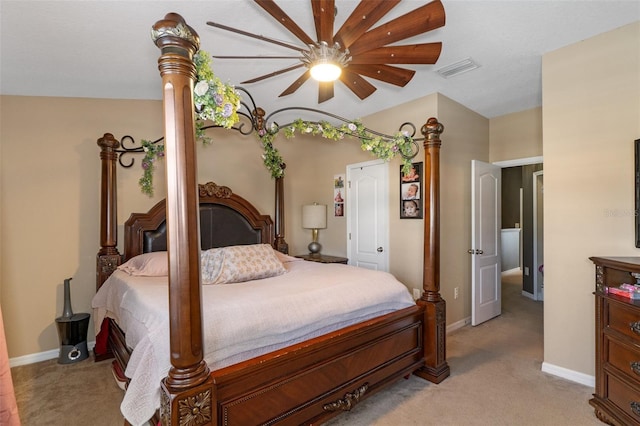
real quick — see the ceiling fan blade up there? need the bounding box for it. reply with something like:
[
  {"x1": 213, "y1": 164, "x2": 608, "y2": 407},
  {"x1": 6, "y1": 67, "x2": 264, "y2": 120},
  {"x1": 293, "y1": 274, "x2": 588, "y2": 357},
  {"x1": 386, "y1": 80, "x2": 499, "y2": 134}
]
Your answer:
[
  {"x1": 207, "y1": 21, "x2": 305, "y2": 52},
  {"x1": 312, "y1": 0, "x2": 335, "y2": 44},
  {"x1": 334, "y1": 0, "x2": 400, "y2": 49},
  {"x1": 346, "y1": 64, "x2": 415, "y2": 87},
  {"x1": 212, "y1": 55, "x2": 301, "y2": 59},
  {"x1": 279, "y1": 71, "x2": 311, "y2": 97},
  {"x1": 241, "y1": 63, "x2": 305, "y2": 84},
  {"x1": 339, "y1": 70, "x2": 377, "y2": 100},
  {"x1": 350, "y1": 43, "x2": 442, "y2": 65},
  {"x1": 254, "y1": 0, "x2": 315, "y2": 46},
  {"x1": 318, "y1": 81, "x2": 334, "y2": 103},
  {"x1": 348, "y1": 0, "x2": 446, "y2": 57}
]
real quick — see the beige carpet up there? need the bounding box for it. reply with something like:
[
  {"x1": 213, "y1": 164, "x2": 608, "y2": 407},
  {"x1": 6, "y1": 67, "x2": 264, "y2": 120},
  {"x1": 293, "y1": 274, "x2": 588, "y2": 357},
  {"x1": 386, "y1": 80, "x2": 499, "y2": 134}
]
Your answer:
[{"x1": 12, "y1": 270, "x2": 602, "y2": 426}]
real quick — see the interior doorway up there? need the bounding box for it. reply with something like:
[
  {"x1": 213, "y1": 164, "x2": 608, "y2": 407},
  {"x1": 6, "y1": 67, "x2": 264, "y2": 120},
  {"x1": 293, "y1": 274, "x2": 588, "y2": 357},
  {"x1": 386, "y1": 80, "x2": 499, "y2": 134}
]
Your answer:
[{"x1": 493, "y1": 156, "x2": 543, "y2": 300}]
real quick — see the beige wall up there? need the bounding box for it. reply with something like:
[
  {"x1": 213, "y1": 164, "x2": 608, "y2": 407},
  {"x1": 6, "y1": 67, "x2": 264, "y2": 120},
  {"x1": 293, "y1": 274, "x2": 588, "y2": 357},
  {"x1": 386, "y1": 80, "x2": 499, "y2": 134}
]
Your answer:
[
  {"x1": 490, "y1": 107, "x2": 543, "y2": 163},
  {"x1": 542, "y1": 21, "x2": 640, "y2": 376},
  {"x1": 1, "y1": 97, "x2": 163, "y2": 358}
]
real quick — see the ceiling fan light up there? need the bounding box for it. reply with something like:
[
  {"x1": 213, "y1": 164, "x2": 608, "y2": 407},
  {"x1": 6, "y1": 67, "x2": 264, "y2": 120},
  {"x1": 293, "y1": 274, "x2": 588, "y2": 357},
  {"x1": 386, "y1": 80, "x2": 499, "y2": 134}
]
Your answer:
[
  {"x1": 310, "y1": 62, "x2": 342, "y2": 82},
  {"x1": 302, "y1": 41, "x2": 351, "y2": 82}
]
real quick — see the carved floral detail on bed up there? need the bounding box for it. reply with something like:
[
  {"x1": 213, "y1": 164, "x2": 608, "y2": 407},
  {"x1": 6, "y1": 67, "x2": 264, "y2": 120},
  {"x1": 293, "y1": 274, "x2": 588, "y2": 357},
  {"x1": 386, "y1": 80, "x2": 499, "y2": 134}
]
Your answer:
[{"x1": 199, "y1": 181, "x2": 232, "y2": 198}]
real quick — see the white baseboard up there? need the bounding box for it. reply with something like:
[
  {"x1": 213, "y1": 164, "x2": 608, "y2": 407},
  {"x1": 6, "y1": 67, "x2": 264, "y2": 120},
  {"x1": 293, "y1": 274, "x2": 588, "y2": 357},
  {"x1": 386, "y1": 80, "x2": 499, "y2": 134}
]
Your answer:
[
  {"x1": 9, "y1": 340, "x2": 96, "y2": 368},
  {"x1": 522, "y1": 290, "x2": 536, "y2": 300},
  {"x1": 447, "y1": 316, "x2": 471, "y2": 333},
  {"x1": 541, "y1": 361, "x2": 595, "y2": 388}
]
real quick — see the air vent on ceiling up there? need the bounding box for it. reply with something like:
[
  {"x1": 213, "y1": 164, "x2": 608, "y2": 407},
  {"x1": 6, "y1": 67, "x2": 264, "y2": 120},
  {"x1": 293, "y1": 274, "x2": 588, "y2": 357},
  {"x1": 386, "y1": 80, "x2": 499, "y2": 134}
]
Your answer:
[{"x1": 436, "y1": 58, "x2": 479, "y2": 78}]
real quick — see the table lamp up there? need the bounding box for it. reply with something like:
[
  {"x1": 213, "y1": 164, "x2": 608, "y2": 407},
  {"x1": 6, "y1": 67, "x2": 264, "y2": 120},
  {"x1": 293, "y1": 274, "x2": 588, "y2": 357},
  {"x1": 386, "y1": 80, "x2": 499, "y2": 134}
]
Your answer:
[{"x1": 302, "y1": 203, "x2": 327, "y2": 254}]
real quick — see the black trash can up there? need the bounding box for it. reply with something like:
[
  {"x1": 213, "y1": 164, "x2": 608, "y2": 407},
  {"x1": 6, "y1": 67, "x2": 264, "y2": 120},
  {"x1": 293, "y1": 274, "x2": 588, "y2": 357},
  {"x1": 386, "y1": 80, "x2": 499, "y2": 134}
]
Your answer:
[{"x1": 55, "y1": 312, "x2": 90, "y2": 364}]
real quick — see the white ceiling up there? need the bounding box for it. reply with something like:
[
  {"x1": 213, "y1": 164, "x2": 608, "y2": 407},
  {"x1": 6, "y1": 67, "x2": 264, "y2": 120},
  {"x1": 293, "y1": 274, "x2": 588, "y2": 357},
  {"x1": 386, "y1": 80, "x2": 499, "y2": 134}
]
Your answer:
[{"x1": 1, "y1": 1, "x2": 639, "y2": 121}]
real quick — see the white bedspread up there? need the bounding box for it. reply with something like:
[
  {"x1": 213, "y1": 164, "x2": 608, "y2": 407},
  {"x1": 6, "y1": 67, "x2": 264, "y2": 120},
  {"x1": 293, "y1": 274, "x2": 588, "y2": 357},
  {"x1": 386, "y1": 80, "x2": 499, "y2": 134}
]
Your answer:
[{"x1": 92, "y1": 258, "x2": 414, "y2": 426}]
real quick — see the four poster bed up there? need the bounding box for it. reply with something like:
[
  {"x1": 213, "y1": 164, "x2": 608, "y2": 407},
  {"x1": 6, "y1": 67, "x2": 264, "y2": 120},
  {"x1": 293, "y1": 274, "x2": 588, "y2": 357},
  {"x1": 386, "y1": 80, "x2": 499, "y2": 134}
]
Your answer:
[{"x1": 93, "y1": 13, "x2": 449, "y2": 426}]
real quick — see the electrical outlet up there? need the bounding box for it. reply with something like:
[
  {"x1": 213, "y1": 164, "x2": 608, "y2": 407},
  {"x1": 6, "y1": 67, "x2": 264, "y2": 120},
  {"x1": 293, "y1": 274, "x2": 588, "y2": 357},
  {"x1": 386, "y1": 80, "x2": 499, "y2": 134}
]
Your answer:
[
  {"x1": 413, "y1": 288, "x2": 421, "y2": 300},
  {"x1": 454, "y1": 287, "x2": 459, "y2": 299},
  {"x1": 524, "y1": 266, "x2": 530, "y2": 276}
]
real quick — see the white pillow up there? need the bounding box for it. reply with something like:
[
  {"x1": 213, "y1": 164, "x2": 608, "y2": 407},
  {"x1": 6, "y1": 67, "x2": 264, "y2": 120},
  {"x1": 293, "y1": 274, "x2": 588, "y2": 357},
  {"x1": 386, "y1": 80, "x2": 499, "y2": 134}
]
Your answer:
[
  {"x1": 201, "y1": 244, "x2": 286, "y2": 285},
  {"x1": 118, "y1": 252, "x2": 168, "y2": 276}
]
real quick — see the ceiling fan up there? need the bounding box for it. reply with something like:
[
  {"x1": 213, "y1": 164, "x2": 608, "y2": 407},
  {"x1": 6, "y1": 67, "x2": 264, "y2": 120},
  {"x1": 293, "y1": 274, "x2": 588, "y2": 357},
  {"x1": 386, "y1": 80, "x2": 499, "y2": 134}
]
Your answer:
[{"x1": 207, "y1": 0, "x2": 446, "y2": 103}]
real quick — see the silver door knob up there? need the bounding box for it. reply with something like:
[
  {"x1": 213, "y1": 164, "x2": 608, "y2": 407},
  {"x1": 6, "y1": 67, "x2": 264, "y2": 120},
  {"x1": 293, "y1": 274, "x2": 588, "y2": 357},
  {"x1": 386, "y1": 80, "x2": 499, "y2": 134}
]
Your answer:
[
  {"x1": 468, "y1": 249, "x2": 474, "y2": 254},
  {"x1": 477, "y1": 249, "x2": 484, "y2": 255},
  {"x1": 377, "y1": 247, "x2": 383, "y2": 253}
]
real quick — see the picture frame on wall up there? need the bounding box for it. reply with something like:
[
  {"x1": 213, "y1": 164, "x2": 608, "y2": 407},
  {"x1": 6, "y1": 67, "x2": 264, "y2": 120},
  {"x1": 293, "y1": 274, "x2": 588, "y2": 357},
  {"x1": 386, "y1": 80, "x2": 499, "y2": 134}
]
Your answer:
[
  {"x1": 334, "y1": 174, "x2": 345, "y2": 217},
  {"x1": 400, "y1": 162, "x2": 423, "y2": 219}
]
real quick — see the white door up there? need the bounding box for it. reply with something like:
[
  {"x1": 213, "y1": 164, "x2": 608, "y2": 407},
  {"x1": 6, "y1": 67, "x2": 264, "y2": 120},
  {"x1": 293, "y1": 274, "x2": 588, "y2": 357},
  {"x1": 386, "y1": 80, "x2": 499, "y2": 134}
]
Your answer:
[
  {"x1": 347, "y1": 160, "x2": 389, "y2": 271},
  {"x1": 471, "y1": 160, "x2": 502, "y2": 326}
]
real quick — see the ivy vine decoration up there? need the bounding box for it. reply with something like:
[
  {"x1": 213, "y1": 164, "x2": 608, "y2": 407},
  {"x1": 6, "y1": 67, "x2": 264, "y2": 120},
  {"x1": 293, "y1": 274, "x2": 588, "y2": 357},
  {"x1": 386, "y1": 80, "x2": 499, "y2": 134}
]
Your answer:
[
  {"x1": 258, "y1": 119, "x2": 416, "y2": 179},
  {"x1": 139, "y1": 140, "x2": 164, "y2": 196},
  {"x1": 258, "y1": 123, "x2": 286, "y2": 179}
]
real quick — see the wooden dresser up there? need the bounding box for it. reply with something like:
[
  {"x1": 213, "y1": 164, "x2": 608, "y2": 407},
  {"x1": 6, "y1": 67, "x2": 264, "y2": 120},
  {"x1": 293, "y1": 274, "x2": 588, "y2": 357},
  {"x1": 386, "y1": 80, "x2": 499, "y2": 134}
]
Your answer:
[{"x1": 591, "y1": 256, "x2": 640, "y2": 425}]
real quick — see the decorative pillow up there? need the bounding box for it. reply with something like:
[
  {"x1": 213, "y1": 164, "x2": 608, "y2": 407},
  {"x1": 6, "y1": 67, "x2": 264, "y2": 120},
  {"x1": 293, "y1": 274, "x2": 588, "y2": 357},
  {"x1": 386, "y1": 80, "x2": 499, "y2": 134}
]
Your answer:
[
  {"x1": 118, "y1": 252, "x2": 168, "y2": 276},
  {"x1": 201, "y1": 244, "x2": 286, "y2": 285}
]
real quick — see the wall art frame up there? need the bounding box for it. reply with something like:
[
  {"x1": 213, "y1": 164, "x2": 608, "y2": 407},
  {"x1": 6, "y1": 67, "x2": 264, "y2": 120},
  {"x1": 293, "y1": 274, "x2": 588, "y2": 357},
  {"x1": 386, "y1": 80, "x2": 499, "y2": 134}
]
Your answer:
[{"x1": 400, "y1": 162, "x2": 423, "y2": 219}]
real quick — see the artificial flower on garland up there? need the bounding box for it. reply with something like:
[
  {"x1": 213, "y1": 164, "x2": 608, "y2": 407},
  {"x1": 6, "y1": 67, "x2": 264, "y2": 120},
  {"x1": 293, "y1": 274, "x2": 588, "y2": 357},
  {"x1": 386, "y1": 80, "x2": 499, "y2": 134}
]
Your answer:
[{"x1": 193, "y1": 51, "x2": 241, "y2": 138}]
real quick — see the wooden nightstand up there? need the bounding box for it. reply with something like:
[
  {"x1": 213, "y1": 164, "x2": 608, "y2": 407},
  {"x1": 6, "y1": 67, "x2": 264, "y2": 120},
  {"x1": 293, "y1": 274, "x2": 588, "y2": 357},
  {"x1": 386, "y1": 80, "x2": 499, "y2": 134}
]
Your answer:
[{"x1": 295, "y1": 254, "x2": 348, "y2": 264}]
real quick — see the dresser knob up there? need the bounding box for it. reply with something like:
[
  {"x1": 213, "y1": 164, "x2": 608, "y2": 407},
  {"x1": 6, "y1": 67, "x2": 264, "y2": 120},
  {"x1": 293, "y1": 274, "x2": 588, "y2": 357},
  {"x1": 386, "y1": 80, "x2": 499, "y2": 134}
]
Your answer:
[
  {"x1": 632, "y1": 362, "x2": 640, "y2": 375},
  {"x1": 631, "y1": 321, "x2": 640, "y2": 335},
  {"x1": 632, "y1": 401, "x2": 640, "y2": 416}
]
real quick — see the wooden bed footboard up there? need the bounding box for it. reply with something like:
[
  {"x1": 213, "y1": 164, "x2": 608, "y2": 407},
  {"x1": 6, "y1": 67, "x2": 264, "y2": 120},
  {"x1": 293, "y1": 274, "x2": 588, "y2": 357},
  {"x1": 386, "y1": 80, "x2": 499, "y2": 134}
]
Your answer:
[{"x1": 211, "y1": 306, "x2": 424, "y2": 425}]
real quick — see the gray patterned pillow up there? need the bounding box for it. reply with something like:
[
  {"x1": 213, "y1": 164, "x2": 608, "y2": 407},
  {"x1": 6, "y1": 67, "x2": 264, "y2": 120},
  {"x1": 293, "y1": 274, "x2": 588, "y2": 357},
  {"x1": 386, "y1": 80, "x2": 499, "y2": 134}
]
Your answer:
[{"x1": 201, "y1": 244, "x2": 286, "y2": 285}]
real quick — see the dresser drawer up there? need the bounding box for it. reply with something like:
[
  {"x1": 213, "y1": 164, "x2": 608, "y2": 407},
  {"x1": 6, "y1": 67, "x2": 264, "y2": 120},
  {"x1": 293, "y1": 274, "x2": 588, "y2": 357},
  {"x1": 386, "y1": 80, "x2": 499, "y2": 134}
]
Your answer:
[
  {"x1": 607, "y1": 372, "x2": 640, "y2": 423},
  {"x1": 608, "y1": 338, "x2": 640, "y2": 381},
  {"x1": 607, "y1": 299, "x2": 640, "y2": 343}
]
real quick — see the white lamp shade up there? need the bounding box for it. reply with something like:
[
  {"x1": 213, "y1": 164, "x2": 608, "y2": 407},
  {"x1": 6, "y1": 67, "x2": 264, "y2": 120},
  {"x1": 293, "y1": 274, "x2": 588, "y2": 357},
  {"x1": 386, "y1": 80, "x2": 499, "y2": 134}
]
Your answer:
[{"x1": 302, "y1": 204, "x2": 327, "y2": 229}]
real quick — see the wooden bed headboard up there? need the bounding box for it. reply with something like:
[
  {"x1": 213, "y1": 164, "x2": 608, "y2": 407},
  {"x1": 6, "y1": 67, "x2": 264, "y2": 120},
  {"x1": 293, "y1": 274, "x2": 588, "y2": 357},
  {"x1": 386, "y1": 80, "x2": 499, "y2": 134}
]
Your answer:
[{"x1": 123, "y1": 182, "x2": 274, "y2": 261}]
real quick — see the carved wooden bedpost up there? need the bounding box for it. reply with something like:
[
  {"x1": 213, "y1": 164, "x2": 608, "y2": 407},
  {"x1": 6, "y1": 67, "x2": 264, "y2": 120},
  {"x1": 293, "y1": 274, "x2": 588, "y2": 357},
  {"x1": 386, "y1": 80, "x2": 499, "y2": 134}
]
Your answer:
[
  {"x1": 274, "y1": 165, "x2": 289, "y2": 254},
  {"x1": 415, "y1": 117, "x2": 450, "y2": 384},
  {"x1": 151, "y1": 13, "x2": 214, "y2": 425},
  {"x1": 254, "y1": 105, "x2": 288, "y2": 254},
  {"x1": 96, "y1": 133, "x2": 122, "y2": 289}
]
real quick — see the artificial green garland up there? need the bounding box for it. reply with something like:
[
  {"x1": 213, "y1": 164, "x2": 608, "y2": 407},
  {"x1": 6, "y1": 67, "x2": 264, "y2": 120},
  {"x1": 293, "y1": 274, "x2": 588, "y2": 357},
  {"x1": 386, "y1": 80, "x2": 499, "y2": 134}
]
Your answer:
[{"x1": 138, "y1": 50, "x2": 416, "y2": 195}]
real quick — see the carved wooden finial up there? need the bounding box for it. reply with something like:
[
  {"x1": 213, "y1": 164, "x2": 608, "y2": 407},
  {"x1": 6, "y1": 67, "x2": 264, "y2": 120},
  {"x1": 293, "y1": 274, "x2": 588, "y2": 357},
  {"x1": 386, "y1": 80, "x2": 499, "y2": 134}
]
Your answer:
[
  {"x1": 151, "y1": 12, "x2": 200, "y2": 54},
  {"x1": 421, "y1": 117, "x2": 444, "y2": 147},
  {"x1": 97, "y1": 133, "x2": 120, "y2": 150}
]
